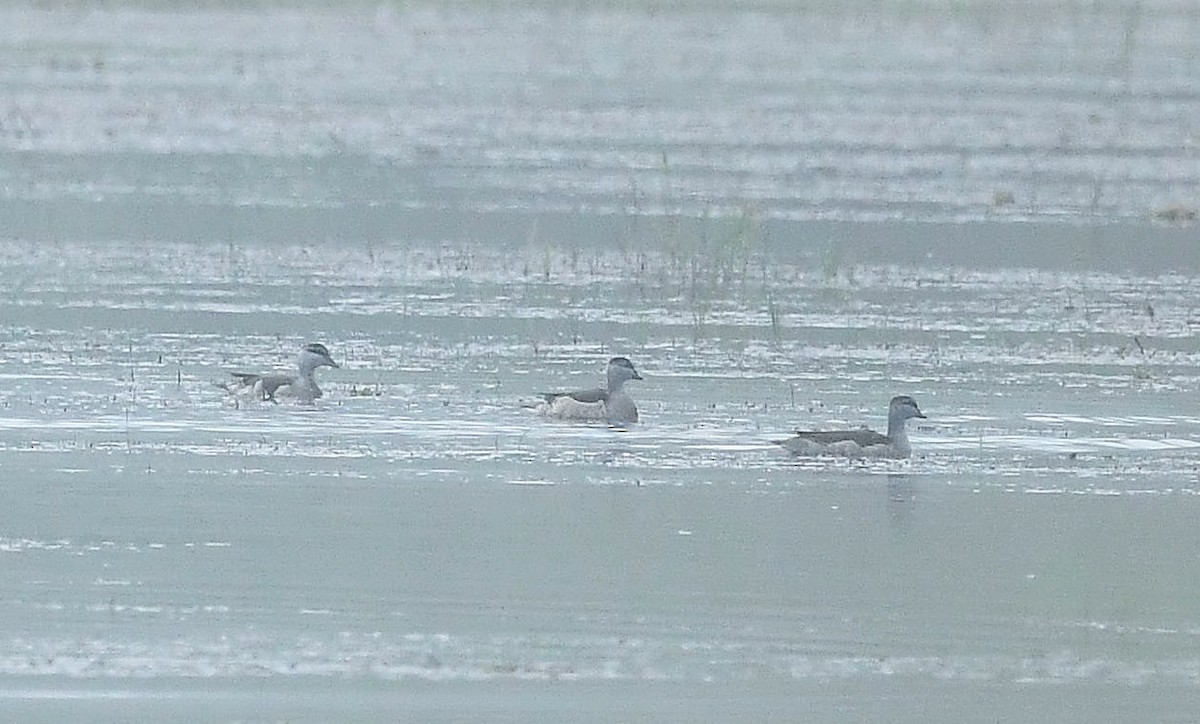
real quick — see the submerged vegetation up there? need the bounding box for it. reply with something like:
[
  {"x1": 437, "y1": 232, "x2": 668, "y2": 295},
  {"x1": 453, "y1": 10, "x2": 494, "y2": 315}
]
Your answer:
[{"x1": 613, "y1": 151, "x2": 783, "y2": 344}]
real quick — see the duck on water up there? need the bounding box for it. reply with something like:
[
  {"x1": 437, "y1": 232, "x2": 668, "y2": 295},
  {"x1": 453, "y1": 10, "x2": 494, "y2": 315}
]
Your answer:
[
  {"x1": 535, "y1": 357, "x2": 643, "y2": 425},
  {"x1": 223, "y1": 343, "x2": 340, "y2": 404},
  {"x1": 777, "y1": 395, "x2": 926, "y2": 459}
]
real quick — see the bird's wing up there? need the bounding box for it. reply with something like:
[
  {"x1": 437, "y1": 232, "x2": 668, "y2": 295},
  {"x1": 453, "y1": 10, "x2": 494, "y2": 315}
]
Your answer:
[
  {"x1": 785, "y1": 429, "x2": 889, "y2": 447},
  {"x1": 229, "y1": 372, "x2": 262, "y2": 386},
  {"x1": 542, "y1": 388, "x2": 607, "y2": 404},
  {"x1": 229, "y1": 371, "x2": 293, "y2": 401},
  {"x1": 255, "y1": 374, "x2": 294, "y2": 400}
]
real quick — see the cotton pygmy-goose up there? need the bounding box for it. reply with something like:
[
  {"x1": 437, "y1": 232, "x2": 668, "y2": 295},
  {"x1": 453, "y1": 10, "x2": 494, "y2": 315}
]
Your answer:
[
  {"x1": 777, "y1": 395, "x2": 926, "y2": 459},
  {"x1": 225, "y1": 342, "x2": 340, "y2": 404},
  {"x1": 535, "y1": 356, "x2": 643, "y2": 425}
]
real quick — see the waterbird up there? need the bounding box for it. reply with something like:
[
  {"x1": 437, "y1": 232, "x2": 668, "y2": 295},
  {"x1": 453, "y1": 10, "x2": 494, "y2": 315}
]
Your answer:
[
  {"x1": 534, "y1": 357, "x2": 643, "y2": 425},
  {"x1": 223, "y1": 343, "x2": 340, "y2": 404},
  {"x1": 776, "y1": 395, "x2": 926, "y2": 459}
]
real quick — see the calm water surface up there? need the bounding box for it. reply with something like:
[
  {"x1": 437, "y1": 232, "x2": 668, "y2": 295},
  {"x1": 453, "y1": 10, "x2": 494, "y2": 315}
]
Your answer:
[{"x1": 2, "y1": 1, "x2": 1200, "y2": 721}]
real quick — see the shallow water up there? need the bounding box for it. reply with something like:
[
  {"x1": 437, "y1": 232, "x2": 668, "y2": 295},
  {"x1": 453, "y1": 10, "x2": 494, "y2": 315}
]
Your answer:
[{"x1": 3, "y1": 1, "x2": 1200, "y2": 721}]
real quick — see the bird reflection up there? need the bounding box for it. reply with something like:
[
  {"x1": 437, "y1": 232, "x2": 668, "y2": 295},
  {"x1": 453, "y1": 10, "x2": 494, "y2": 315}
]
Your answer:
[{"x1": 886, "y1": 473, "x2": 917, "y2": 529}]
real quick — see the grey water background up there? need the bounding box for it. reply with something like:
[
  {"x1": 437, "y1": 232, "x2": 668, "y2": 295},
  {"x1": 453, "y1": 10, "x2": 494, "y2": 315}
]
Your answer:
[{"x1": 3, "y1": 1, "x2": 1200, "y2": 720}]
